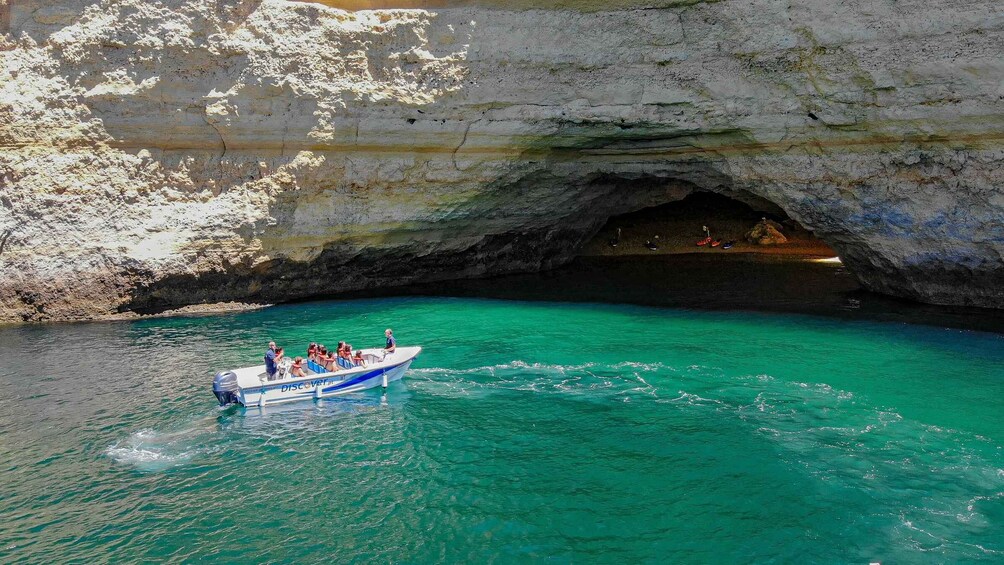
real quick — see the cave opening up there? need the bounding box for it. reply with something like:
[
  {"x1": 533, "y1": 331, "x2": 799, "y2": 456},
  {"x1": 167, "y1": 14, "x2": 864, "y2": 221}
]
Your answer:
[
  {"x1": 325, "y1": 182, "x2": 1004, "y2": 321},
  {"x1": 340, "y1": 186, "x2": 863, "y2": 317},
  {"x1": 580, "y1": 191, "x2": 836, "y2": 259}
]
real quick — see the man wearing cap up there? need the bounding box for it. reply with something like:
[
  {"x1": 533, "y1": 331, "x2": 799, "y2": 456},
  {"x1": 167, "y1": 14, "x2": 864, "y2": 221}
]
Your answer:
[{"x1": 264, "y1": 341, "x2": 278, "y2": 379}]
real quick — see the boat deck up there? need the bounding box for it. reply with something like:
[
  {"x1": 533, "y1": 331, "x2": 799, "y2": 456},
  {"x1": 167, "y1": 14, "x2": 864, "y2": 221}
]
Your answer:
[{"x1": 232, "y1": 347, "x2": 421, "y2": 390}]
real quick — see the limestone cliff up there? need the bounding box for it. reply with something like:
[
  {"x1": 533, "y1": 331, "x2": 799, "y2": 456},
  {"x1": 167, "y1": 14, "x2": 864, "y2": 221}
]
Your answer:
[{"x1": 2, "y1": 0, "x2": 1003, "y2": 322}]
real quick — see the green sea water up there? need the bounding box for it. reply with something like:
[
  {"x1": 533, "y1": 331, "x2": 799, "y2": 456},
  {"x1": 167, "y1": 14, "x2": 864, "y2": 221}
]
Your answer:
[{"x1": 1, "y1": 297, "x2": 1003, "y2": 563}]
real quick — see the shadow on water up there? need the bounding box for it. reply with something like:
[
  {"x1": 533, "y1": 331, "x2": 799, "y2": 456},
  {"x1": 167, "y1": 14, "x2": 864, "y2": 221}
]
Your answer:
[{"x1": 332, "y1": 254, "x2": 1004, "y2": 334}]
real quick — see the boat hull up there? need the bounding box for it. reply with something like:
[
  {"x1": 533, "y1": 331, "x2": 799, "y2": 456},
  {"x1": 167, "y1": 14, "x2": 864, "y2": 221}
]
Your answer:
[{"x1": 241, "y1": 359, "x2": 413, "y2": 407}]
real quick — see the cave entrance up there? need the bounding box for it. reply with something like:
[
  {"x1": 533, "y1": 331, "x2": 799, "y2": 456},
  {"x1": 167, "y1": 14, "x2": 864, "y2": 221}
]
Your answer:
[{"x1": 581, "y1": 191, "x2": 835, "y2": 258}]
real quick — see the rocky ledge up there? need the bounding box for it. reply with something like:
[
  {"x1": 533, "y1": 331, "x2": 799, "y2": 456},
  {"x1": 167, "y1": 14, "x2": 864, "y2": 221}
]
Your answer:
[{"x1": 2, "y1": 0, "x2": 1003, "y2": 322}]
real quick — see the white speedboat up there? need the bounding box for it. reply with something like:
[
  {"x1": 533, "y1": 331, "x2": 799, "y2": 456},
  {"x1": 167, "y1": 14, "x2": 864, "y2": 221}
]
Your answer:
[{"x1": 212, "y1": 346, "x2": 421, "y2": 407}]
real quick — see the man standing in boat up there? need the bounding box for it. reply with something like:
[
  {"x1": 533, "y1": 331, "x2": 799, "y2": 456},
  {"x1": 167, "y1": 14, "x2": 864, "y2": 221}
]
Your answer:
[
  {"x1": 264, "y1": 341, "x2": 278, "y2": 379},
  {"x1": 384, "y1": 329, "x2": 396, "y2": 354}
]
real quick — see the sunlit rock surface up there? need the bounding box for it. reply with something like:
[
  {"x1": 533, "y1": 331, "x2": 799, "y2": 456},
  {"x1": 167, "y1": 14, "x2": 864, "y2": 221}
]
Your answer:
[{"x1": 2, "y1": 0, "x2": 1003, "y2": 322}]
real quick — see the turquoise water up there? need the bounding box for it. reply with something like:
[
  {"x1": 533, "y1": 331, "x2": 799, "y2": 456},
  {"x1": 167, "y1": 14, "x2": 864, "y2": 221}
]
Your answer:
[{"x1": 1, "y1": 297, "x2": 1003, "y2": 563}]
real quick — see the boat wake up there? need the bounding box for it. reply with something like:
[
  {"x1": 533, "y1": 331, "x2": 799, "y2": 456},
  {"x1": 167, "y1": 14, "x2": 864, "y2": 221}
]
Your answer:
[
  {"x1": 411, "y1": 360, "x2": 1004, "y2": 560},
  {"x1": 106, "y1": 420, "x2": 221, "y2": 472},
  {"x1": 411, "y1": 360, "x2": 675, "y2": 398}
]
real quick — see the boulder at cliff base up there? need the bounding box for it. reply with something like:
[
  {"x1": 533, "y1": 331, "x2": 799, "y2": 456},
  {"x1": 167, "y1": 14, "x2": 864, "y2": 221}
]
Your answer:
[{"x1": 746, "y1": 220, "x2": 788, "y2": 245}]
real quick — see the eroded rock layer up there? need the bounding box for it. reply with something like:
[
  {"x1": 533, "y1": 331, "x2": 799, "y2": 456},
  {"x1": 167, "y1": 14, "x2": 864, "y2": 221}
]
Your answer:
[{"x1": 2, "y1": 0, "x2": 1003, "y2": 322}]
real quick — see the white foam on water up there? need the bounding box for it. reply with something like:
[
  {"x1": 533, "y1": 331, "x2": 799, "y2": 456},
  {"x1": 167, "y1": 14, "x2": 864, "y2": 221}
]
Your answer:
[
  {"x1": 724, "y1": 380, "x2": 1004, "y2": 560},
  {"x1": 412, "y1": 360, "x2": 671, "y2": 379},
  {"x1": 484, "y1": 362, "x2": 996, "y2": 560},
  {"x1": 107, "y1": 423, "x2": 219, "y2": 472},
  {"x1": 106, "y1": 444, "x2": 192, "y2": 468},
  {"x1": 412, "y1": 360, "x2": 679, "y2": 400},
  {"x1": 668, "y1": 391, "x2": 722, "y2": 405},
  {"x1": 415, "y1": 357, "x2": 1004, "y2": 560}
]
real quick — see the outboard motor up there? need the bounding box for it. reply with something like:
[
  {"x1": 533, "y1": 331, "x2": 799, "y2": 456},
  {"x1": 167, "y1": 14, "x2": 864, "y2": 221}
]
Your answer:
[{"x1": 213, "y1": 371, "x2": 241, "y2": 406}]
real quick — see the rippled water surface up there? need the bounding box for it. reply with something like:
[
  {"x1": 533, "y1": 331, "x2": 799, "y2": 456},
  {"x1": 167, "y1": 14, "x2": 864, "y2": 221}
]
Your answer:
[{"x1": 2, "y1": 297, "x2": 1003, "y2": 563}]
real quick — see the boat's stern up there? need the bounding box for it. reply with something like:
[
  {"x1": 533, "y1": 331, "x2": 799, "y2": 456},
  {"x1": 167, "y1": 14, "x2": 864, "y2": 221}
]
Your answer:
[{"x1": 213, "y1": 371, "x2": 241, "y2": 406}]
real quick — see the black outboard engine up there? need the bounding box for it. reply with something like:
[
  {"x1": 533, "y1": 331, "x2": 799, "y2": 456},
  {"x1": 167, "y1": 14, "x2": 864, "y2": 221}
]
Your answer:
[{"x1": 213, "y1": 371, "x2": 241, "y2": 406}]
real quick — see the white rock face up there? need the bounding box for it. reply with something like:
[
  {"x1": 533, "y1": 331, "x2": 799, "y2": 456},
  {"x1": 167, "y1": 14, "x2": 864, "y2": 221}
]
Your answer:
[{"x1": 2, "y1": 0, "x2": 1003, "y2": 322}]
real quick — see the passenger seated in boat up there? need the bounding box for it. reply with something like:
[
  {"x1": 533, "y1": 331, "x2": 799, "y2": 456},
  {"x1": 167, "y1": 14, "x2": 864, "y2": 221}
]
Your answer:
[
  {"x1": 305, "y1": 348, "x2": 322, "y2": 373},
  {"x1": 353, "y1": 349, "x2": 366, "y2": 368},
  {"x1": 274, "y1": 348, "x2": 289, "y2": 380},
  {"x1": 317, "y1": 344, "x2": 325, "y2": 365},
  {"x1": 290, "y1": 357, "x2": 306, "y2": 378},
  {"x1": 313, "y1": 347, "x2": 324, "y2": 370},
  {"x1": 307, "y1": 343, "x2": 317, "y2": 361},
  {"x1": 321, "y1": 348, "x2": 337, "y2": 372},
  {"x1": 340, "y1": 344, "x2": 358, "y2": 368},
  {"x1": 329, "y1": 341, "x2": 346, "y2": 369}
]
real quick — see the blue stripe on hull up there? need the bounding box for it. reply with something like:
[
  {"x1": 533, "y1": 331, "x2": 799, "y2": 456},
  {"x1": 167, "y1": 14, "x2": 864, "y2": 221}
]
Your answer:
[{"x1": 320, "y1": 368, "x2": 385, "y2": 394}]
